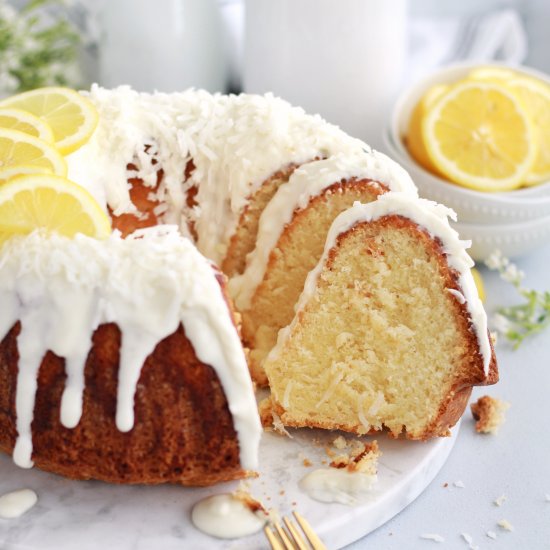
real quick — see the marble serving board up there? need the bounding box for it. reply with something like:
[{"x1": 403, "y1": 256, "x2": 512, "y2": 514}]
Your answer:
[{"x1": 0, "y1": 424, "x2": 458, "y2": 549}]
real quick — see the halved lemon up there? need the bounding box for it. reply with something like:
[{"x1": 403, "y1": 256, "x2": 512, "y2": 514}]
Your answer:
[
  {"x1": 0, "y1": 174, "x2": 111, "y2": 247},
  {"x1": 0, "y1": 87, "x2": 99, "y2": 155},
  {"x1": 0, "y1": 108, "x2": 55, "y2": 143},
  {"x1": 0, "y1": 128, "x2": 67, "y2": 177},
  {"x1": 422, "y1": 81, "x2": 536, "y2": 192}
]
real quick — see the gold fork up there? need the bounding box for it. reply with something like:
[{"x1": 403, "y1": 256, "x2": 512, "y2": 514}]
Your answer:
[{"x1": 264, "y1": 510, "x2": 328, "y2": 550}]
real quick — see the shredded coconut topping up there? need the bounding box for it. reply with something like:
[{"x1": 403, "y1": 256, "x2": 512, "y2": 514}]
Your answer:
[
  {"x1": 70, "y1": 86, "x2": 372, "y2": 264},
  {"x1": 420, "y1": 533, "x2": 445, "y2": 542}
]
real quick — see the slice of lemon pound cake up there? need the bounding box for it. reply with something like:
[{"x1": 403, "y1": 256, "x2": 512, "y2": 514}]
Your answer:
[
  {"x1": 263, "y1": 193, "x2": 498, "y2": 439},
  {"x1": 229, "y1": 152, "x2": 418, "y2": 385}
]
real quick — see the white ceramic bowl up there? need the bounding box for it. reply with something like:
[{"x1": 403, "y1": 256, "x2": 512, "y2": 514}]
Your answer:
[
  {"x1": 452, "y1": 214, "x2": 550, "y2": 261},
  {"x1": 385, "y1": 62, "x2": 550, "y2": 224}
]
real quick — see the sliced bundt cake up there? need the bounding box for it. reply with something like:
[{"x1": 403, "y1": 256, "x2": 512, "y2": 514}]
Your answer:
[{"x1": 263, "y1": 193, "x2": 497, "y2": 439}]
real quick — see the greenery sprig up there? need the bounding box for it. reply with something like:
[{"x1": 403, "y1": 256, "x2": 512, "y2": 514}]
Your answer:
[
  {"x1": 485, "y1": 250, "x2": 550, "y2": 348},
  {"x1": 0, "y1": 0, "x2": 81, "y2": 94}
]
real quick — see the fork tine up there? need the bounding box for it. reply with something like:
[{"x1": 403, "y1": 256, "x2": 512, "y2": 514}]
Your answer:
[
  {"x1": 275, "y1": 521, "x2": 297, "y2": 550},
  {"x1": 264, "y1": 525, "x2": 286, "y2": 550},
  {"x1": 283, "y1": 516, "x2": 309, "y2": 550},
  {"x1": 293, "y1": 511, "x2": 328, "y2": 550}
]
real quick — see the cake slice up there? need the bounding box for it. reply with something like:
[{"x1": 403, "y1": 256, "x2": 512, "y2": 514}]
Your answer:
[
  {"x1": 229, "y1": 152, "x2": 417, "y2": 384},
  {"x1": 263, "y1": 193, "x2": 498, "y2": 439}
]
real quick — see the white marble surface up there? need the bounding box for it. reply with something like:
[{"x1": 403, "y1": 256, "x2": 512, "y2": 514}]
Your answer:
[
  {"x1": 345, "y1": 242, "x2": 550, "y2": 549},
  {"x1": 0, "y1": 421, "x2": 457, "y2": 549}
]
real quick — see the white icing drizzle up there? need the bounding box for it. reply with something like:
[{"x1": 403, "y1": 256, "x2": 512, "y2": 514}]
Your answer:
[
  {"x1": 69, "y1": 86, "x2": 369, "y2": 264},
  {"x1": 228, "y1": 151, "x2": 418, "y2": 309},
  {"x1": 0, "y1": 489, "x2": 38, "y2": 519},
  {"x1": 299, "y1": 468, "x2": 377, "y2": 505},
  {"x1": 191, "y1": 494, "x2": 267, "y2": 539},
  {"x1": 0, "y1": 227, "x2": 261, "y2": 470},
  {"x1": 270, "y1": 193, "x2": 491, "y2": 375}
]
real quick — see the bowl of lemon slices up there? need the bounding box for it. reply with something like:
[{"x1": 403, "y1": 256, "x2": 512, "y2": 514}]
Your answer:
[{"x1": 385, "y1": 62, "x2": 550, "y2": 260}]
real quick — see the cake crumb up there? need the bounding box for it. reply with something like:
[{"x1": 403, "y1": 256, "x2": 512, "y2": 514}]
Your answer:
[
  {"x1": 258, "y1": 397, "x2": 293, "y2": 437},
  {"x1": 471, "y1": 395, "x2": 509, "y2": 434},
  {"x1": 332, "y1": 435, "x2": 348, "y2": 449},
  {"x1": 497, "y1": 519, "x2": 514, "y2": 531},
  {"x1": 233, "y1": 486, "x2": 268, "y2": 518},
  {"x1": 443, "y1": 482, "x2": 449, "y2": 488},
  {"x1": 329, "y1": 441, "x2": 380, "y2": 475},
  {"x1": 420, "y1": 533, "x2": 445, "y2": 542},
  {"x1": 494, "y1": 494, "x2": 507, "y2": 507},
  {"x1": 486, "y1": 530, "x2": 497, "y2": 540},
  {"x1": 302, "y1": 458, "x2": 312, "y2": 467},
  {"x1": 453, "y1": 480, "x2": 465, "y2": 488}
]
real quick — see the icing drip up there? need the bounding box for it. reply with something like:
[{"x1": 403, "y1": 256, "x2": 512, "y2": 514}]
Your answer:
[
  {"x1": 0, "y1": 227, "x2": 261, "y2": 470},
  {"x1": 270, "y1": 193, "x2": 491, "y2": 375},
  {"x1": 228, "y1": 150, "x2": 418, "y2": 309},
  {"x1": 68, "y1": 86, "x2": 369, "y2": 264}
]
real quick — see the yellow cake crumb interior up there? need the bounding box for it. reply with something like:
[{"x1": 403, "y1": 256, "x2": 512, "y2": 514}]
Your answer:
[
  {"x1": 242, "y1": 180, "x2": 384, "y2": 381},
  {"x1": 264, "y1": 217, "x2": 476, "y2": 439}
]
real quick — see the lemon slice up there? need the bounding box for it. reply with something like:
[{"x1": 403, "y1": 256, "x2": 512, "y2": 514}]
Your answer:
[
  {"x1": 0, "y1": 128, "x2": 67, "y2": 177},
  {"x1": 505, "y1": 78, "x2": 550, "y2": 185},
  {"x1": 0, "y1": 164, "x2": 47, "y2": 184},
  {"x1": 0, "y1": 87, "x2": 99, "y2": 155},
  {"x1": 0, "y1": 108, "x2": 55, "y2": 143},
  {"x1": 467, "y1": 68, "x2": 550, "y2": 186},
  {"x1": 422, "y1": 81, "x2": 536, "y2": 192},
  {"x1": 468, "y1": 66, "x2": 521, "y2": 83},
  {"x1": 0, "y1": 174, "x2": 111, "y2": 247},
  {"x1": 406, "y1": 84, "x2": 448, "y2": 175}
]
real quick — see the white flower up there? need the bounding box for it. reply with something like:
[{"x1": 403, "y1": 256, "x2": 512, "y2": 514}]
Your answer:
[
  {"x1": 485, "y1": 249, "x2": 508, "y2": 270},
  {"x1": 492, "y1": 313, "x2": 512, "y2": 334},
  {"x1": 502, "y1": 263, "x2": 525, "y2": 285}
]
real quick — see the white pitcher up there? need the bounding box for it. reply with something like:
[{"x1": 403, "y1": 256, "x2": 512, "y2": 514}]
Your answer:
[
  {"x1": 244, "y1": 0, "x2": 409, "y2": 149},
  {"x1": 99, "y1": 0, "x2": 228, "y2": 93}
]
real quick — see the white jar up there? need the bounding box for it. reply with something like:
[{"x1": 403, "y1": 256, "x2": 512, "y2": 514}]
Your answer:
[
  {"x1": 244, "y1": 0, "x2": 409, "y2": 149},
  {"x1": 99, "y1": 0, "x2": 228, "y2": 93}
]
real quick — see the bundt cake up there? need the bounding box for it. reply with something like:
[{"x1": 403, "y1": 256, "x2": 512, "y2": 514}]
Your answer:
[
  {"x1": 262, "y1": 193, "x2": 498, "y2": 439},
  {"x1": 0, "y1": 86, "x2": 498, "y2": 486}
]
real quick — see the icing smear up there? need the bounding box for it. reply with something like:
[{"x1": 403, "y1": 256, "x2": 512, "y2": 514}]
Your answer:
[
  {"x1": 0, "y1": 489, "x2": 38, "y2": 519},
  {"x1": 269, "y1": 192, "x2": 492, "y2": 375},
  {"x1": 228, "y1": 150, "x2": 418, "y2": 310},
  {"x1": 300, "y1": 469, "x2": 377, "y2": 505},
  {"x1": 0, "y1": 227, "x2": 261, "y2": 470},
  {"x1": 191, "y1": 494, "x2": 267, "y2": 539}
]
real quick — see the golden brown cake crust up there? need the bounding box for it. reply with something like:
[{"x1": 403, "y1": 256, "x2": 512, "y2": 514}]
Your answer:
[{"x1": 0, "y1": 271, "x2": 250, "y2": 486}]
